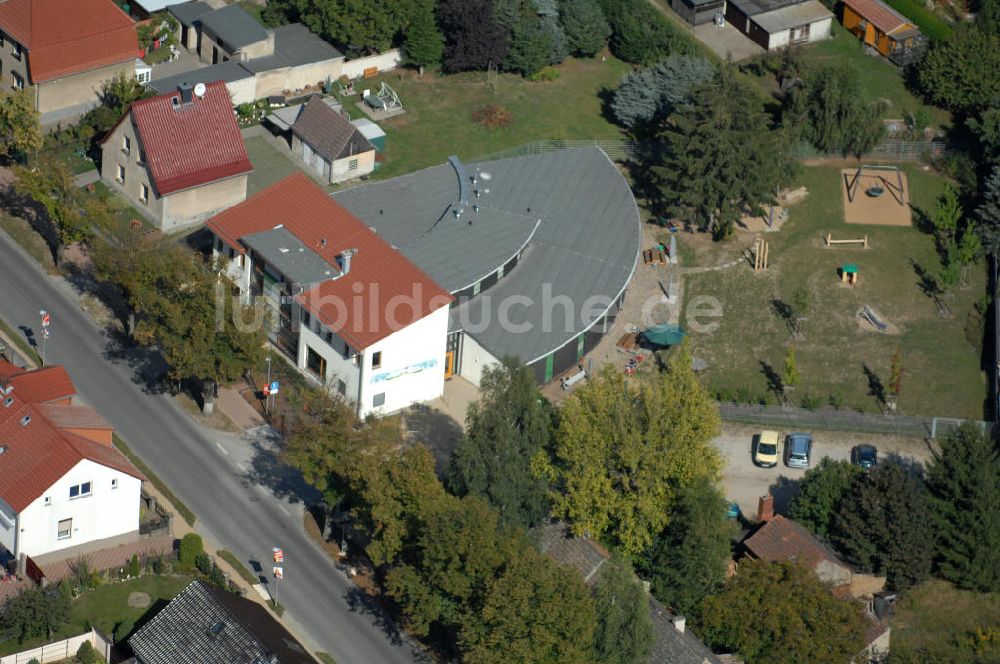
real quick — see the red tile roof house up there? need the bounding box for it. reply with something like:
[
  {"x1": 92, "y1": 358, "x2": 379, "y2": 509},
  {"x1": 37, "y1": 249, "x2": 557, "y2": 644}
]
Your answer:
[
  {"x1": 741, "y1": 495, "x2": 892, "y2": 661},
  {"x1": 100, "y1": 80, "x2": 253, "y2": 232},
  {"x1": 0, "y1": 0, "x2": 138, "y2": 125},
  {"x1": 206, "y1": 173, "x2": 453, "y2": 417},
  {"x1": 0, "y1": 361, "x2": 146, "y2": 564}
]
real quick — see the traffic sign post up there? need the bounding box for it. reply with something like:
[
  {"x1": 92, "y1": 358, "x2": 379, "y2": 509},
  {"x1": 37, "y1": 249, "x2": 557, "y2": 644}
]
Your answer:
[
  {"x1": 39, "y1": 310, "x2": 50, "y2": 365},
  {"x1": 272, "y1": 547, "x2": 284, "y2": 605}
]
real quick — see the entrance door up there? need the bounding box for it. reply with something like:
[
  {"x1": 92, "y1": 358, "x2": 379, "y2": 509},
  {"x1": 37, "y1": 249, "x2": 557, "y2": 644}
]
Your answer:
[{"x1": 445, "y1": 351, "x2": 455, "y2": 379}]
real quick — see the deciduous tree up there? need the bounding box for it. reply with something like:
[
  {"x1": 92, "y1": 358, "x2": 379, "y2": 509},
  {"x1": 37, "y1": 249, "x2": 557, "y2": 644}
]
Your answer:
[
  {"x1": 789, "y1": 458, "x2": 861, "y2": 539},
  {"x1": 611, "y1": 55, "x2": 714, "y2": 131},
  {"x1": 447, "y1": 357, "x2": 552, "y2": 529},
  {"x1": 592, "y1": 559, "x2": 654, "y2": 664},
  {"x1": 783, "y1": 62, "x2": 886, "y2": 156},
  {"x1": 926, "y1": 423, "x2": 1000, "y2": 592},
  {"x1": 918, "y1": 25, "x2": 1000, "y2": 114},
  {"x1": 536, "y1": 344, "x2": 721, "y2": 555},
  {"x1": 0, "y1": 587, "x2": 70, "y2": 643},
  {"x1": 0, "y1": 88, "x2": 42, "y2": 161},
  {"x1": 559, "y1": 0, "x2": 610, "y2": 57},
  {"x1": 833, "y1": 463, "x2": 934, "y2": 590},
  {"x1": 636, "y1": 477, "x2": 735, "y2": 617},
  {"x1": 654, "y1": 65, "x2": 796, "y2": 238},
  {"x1": 699, "y1": 560, "x2": 868, "y2": 664}
]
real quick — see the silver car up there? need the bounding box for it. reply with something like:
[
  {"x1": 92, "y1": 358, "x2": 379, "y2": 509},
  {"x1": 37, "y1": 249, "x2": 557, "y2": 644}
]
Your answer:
[{"x1": 784, "y1": 433, "x2": 813, "y2": 469}]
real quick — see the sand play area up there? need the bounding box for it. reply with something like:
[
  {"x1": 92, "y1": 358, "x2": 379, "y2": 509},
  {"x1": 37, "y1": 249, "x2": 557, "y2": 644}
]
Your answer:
[{"x1": 840, "y1": 167, "x2": 912, "y2": 227}]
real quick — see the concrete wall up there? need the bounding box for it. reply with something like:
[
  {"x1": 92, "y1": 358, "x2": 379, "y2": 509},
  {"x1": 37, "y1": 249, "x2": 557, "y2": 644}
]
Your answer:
[
  {"x1": 0, "y1": 628, "x2": 112, "y2": 664},
  {"x1": 36, "y1": 60, "x2": 134, "y2": 114},
  {"x1": 161, "y1": 174, "x2": 248, "y2": 231},
  {"x1": 457, "y1": 332, "x2": 500, "y2": 387},
  {"x1": 200, "y1": 28, "x2": 273, "y2": 64},
  {"x1": 341, "y1": 49, "x2": 401, "y2": 80},
  {"x1": 222, "y1": 75, "x2": 257, "y2": 105},
  {"x1": 765, "y1": 15, "x2": 832, "y2": 49},
  {"x1": 330, "y1": 150, "x2": 375, "y2": 183},
  {"x1": 298, "y1": 320, "x2": 362, "y2": 400},
  {"x1": 101, "y1": 115, "x2": 165, "y2": 221},
  {"x1": 253, "y1": 57, "x2": 344, "y2": 99},
  {"x1": 16, "y1": 459, "x2": 141, "y2": 558},
  {"x1": 358, "y1": 304, "x2": 449, "y2": 417}
]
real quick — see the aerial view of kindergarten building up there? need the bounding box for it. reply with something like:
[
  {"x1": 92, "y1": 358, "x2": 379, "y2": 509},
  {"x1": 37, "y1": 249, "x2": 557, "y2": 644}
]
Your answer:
[{"x1": 0, "y1": 0, "x2": 995, "y2": 659}]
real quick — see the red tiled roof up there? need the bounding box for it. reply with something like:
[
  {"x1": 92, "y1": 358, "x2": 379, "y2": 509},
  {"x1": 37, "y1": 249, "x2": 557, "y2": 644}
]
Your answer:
[
  {"x1": 39, "y1": 403, "x2": 112, "y2": 431},
  {"x1": 743, "y1": 515, "x2": 845, "y2": 570},
  {"x1": 842, "y1": 0, "x2": 915, "y2": 36},
  {"x1": 0, "y1": 0, "x2": 138, "y2": 83},
  {"x1": 0, "y1": 364, "x2": 75, "y2": 404},
  {"x1": 206, "y1": 173, "x2": 452, "y2": 350},
  {"x1": 0, "y1": 366, "x2": 143, "y2": 512},
  {"x1": 126, "y1": 80, "x2": 252, "y2": 196}
]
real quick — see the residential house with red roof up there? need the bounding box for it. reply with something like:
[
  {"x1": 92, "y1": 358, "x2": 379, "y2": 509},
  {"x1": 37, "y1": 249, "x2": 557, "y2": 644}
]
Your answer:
[
  {"x1": 100, "y1": 80, "x2": 253, "y2": 231},
  {"x1": 0, "y1": 362, "x2": 145, "y2": 560},
  {"x1": 206, "y1": 173, "x2": 453, "y2": 416},
  {"x1": 0, "y1": 0, "x2": 138, "y2": 123}
]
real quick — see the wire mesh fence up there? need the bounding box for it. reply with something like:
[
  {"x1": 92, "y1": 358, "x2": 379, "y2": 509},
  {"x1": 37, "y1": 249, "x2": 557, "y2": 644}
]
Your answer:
[
  {"x1": 478, "y1": 139, "x2": 949, "y2": 163},
  {"x1": 716, "y1": 402, "x2": 990, "y2": 439}
]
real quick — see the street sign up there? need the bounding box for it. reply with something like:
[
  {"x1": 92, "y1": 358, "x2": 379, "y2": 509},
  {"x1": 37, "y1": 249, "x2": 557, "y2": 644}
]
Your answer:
[
  {"x1": 41, "y1": 328, "x2": 50, "y2": 339},
  {"x1": 273, "y1": 566, "x2": 283, "y2": 579},
  {"x1": 262, "y1": 385, "x2": 270, "y2": 396},
  {"x1": 270, "y1": 381, "x2": 279, "y2": 393},
  {"x1": 272, "y1": 547, "x2": 284, "y2": 563},
  {"x1": 41, "y1": 314, "x2": 50, "y2": 327}
]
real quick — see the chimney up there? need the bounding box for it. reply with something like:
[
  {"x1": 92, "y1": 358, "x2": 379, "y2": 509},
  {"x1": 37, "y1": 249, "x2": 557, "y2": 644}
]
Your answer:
[
  {"x1": 671, "y1": 615, "x2": 686, "y2": 633},
  {"x1": 758, "y1": 494, "x2": 774, "y2": 523},
  {"x1": 338, "y1": 249, "x2": 357, "y2": 275},
  {"x1": 178, "y1": 82, "x2": 193, "y2": 105}
]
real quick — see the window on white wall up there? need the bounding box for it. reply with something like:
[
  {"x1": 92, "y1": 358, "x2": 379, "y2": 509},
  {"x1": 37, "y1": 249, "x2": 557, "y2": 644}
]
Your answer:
[
  {"x1": 348, "y1": 158, "x2": 359, "y2": 172},
  {"x1": 116, "y1": 164, "x2": 125, "y2": 183},
  {"x1": 111, "y1": 478, "x2": 118, "y2": 489},
  {"x1": 373, "y1": 392, "x2": 385, "y2": 408},
  {"x1": 43, "y1": 496, "x2": 51, "y2": 506},
  {"x1": 69, "y1": 482, "x2": 91, "y2": 499},
  {"x1": 140, "y1": 183, "x2": 149, "y2": 204},
  {"x1": 122, "y1": 135, "x2": 131, "y2": 154},
  {"x1": 372, "y1": 351, "x2": 382, "y2": 369},
  {"x1": 57, "y1": 518, "x2": 72, "y2": 540}
]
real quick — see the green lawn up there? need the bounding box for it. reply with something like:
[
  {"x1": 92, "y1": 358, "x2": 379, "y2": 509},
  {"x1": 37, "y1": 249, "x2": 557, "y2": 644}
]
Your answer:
[
  {"x1": 795, "y1": 27, "x2": 951, "y2": 129},
  {"x1": 890, "y1": 579, "x2": 1000, "y2": 663},
  {"x1": 338, "y1": 56, "x2": 631, "y2": 179},
  {"x1": 0, "y1": 575, "x2": 192, "y2": 656},
  {"x1": 244, "y1": 135, "x2": 311, "y2": 196},
  {"x1": 682, "y1": 164, "x2": 988, "y2": 419}
]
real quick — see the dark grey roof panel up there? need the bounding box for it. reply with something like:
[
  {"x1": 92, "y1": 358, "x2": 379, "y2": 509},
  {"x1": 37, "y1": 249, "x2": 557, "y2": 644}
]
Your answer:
[
  {"x1": 242, "y1": 226, "x2": 338, "y2": 286},
  {"x1": 648, "y1": 597, "x2": 724, "y2": 664},
  {"x1": 240, "y1": 23, "x2": 343, "y2": 72},
  {"x1": 128, "y1": 581, "x2": 271, "y2": 664},
  {"x1": 292, "y1": 97, "x2": 374, "y2": 162},
  {"x1": 168, "y1": 0, "x2": 212, "y2": 26},
  {"x1": 199, "y1": 4, "x2": 268, "y2": 48},
  {"x1": 149, "y1": 63, "x2": 253, "y2": 91},
  {"x1": 339, "y1": 147, "x2": 640, "y2": 365},
  {"x1": 728, "y1": 0, "x2": 807, "y2": 15}
]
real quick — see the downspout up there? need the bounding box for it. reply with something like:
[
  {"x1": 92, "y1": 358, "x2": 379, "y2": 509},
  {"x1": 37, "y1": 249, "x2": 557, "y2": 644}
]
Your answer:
[{"x1": 356, "y1": 349, "x2": 365, "y2": 417}]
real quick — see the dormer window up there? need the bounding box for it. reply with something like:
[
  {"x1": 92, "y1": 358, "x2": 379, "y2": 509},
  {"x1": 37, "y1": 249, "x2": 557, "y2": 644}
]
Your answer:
[
  {"x1": 3, "y1": 396, "x2": 12, "y2": 408},
  {"x1": 19, "y1": 415, "x2": 30, "y2": 426},
  {"x1": 172, "y1": 96, "x2": 180, "y2": 108}
]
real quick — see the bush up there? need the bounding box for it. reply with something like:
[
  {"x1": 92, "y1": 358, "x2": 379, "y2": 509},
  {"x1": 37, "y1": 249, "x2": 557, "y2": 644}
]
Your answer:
[
  {"x1": 800, "y1": 393, "x2": 822, "y2": 410},
  {"x1": 151, "y1": 554, "x2": 165, "y2": 575},
  {"x1": 179, "y1": 533, "x2": 204, "y2": 567},
  {"x1": 76, "y1": 640, "x2": 104, "y2": 664},
  {"x1": 471, "y1": 104, "x2": 513, "y2": 128},
  {"x1": 128, "y1": 553, "x2": 140, "y2": 578},
  {"x1": 195, "y1": 552, "x2": 213, "y2": 575},
  {"x1": 528, "y1": 65, "x2": 560, "y2": 82}
]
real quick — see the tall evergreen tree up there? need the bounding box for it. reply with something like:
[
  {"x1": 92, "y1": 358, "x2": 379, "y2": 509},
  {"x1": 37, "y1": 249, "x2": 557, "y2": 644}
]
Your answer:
[
  {"x1": 559, "y1": 0, "x2": 610, "y2": 57},
  {"x1": 534, "y1": 0, "x2": 569, "y2": 64},
  {"x1": 611, "y1": 55, "x2": 714, "y2": 131},
  {"x1": 438, "y1": 0, "x2": 511, "y2": 72},
  {"x1": 976, "y1": 165, "x2": 1000, "y2": 255},
  {"x1": 832, "y1": 463, "x2": 935, "y2": 590},
  {"x1": 403, "y1": 0, "x2": 444, "y2": 72},
  {"x1": 592, "y1": 560, "x2": 654, "y2": 664},
  {"x1": 506, "y1": 12, "x2": 554, "y2": 75},
  {"x1": 789, "y1": 458, "x2": 861, "y2": 540},
  {"x1": 636, "y1": 477, "x2": 735, "y2": 617},
  {"x1": 447, "y1": 357, "x2": 552, "y2": 529},
  {"x1": 654, "y1": 65, "x2": 796, "y2": 238},
  {"x1": 925, "y1": 424, "x2": 1000, "y2": 592}
]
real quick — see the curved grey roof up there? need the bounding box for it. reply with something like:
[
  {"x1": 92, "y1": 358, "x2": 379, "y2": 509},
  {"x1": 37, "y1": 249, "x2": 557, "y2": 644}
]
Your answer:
[{"x1": 333, "y1": 147, "x2": 641, "y2": 365}]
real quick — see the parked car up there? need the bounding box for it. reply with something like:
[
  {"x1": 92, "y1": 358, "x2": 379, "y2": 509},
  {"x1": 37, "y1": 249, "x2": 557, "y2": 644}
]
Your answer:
[
  {"x1": 753, "y1": 430, "x2": 781, "y2": 467},
  {"x1": 784, "y1": 433, "x2": 813, "y2": 469},
  {"x1": 851, "y1": 444, "x2": 878, "y2": 469}
]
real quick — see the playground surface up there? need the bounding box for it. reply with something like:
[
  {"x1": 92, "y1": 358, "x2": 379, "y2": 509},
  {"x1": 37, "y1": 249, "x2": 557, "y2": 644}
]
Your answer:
[
  {"x1": 840, "y1": 167, "x2": 913, "y2": 226},
  {"x1": 681, "y1": 164, "x2": 987, "y2": 419}
]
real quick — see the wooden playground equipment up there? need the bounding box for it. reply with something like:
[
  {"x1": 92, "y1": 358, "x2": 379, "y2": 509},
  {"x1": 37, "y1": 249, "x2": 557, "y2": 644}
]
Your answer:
[
  {"x1": 753, "y1": 238, "x2": 770, "y2": 272},
  {"x1": 825, "y1": 233, "x2": 869, "y2": 248},
  {"x1": 840, "y1": 263, "x2": 859, "y2": 285}
]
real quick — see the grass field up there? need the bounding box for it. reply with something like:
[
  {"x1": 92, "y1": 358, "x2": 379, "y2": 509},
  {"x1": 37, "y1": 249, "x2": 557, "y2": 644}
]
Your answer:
[
  {"x1": 681, "y1": 164, "x2": 987, "y2": 419},
  {"x1": 890, "y1": 579, "x2": 1000, "y2": 663},
  {"x1": 793, "y1": 27, "x2": 951, "y2": 129},
  {"x1": 0, "y1": 575, "x2": 192, "y2": 655},
  {"x1": 244, "y1": 135, "x2": 311, "y2": 195},
  {"x1": 338, "y1": 56, "x2": 631, "y2": 179}
]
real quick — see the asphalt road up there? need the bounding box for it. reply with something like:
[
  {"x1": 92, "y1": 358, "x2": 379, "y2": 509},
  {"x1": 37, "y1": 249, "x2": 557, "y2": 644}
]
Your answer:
[
  {"x1": 714, "y1": 425, "x2": 935, "y2": 519},
  {"x1": 0, "y1": 234, "x2": 423, "y2": 663}
]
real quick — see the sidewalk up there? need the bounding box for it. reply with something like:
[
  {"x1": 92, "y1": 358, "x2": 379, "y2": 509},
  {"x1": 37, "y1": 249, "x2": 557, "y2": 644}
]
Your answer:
[{"x1": 216, "y1": 385, "x2": 265, "y2": 430}]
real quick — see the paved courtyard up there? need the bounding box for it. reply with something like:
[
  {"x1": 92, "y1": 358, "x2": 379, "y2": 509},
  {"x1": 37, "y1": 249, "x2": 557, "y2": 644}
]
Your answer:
[{"x1": 692, "y1": 22, "x2": 764, "y2": 61}]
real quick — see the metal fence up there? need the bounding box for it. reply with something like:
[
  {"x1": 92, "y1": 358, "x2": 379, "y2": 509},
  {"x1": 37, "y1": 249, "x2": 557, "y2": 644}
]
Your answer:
[
  {"x1": 478, "y1": 138, "x2": 948, "y2": 163},
  {"x1": 717, "y1": 402, "x2": 991, "y2": 439}
]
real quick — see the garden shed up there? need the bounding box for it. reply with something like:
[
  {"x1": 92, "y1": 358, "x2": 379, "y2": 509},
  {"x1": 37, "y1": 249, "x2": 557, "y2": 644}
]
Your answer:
[
  {"x1": 350, "y1": 118, "x2": 386, "y2": 153},
  {"x1": 840, "y1": 0, "x2": 926, "y2": 66},
  {"x1": 726, "y1": 0, "x2": 833, "y2": 49}
]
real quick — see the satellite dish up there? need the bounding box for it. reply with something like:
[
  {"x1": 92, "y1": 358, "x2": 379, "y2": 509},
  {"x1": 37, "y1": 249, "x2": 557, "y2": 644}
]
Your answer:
[{"x1": 193, "y1": 82, "x2": 206, "y2": 98}]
